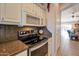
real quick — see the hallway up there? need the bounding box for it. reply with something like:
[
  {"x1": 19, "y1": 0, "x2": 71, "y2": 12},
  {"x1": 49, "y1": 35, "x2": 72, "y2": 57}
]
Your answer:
[{"x1": 61, "y1": 29, "x2": 79, "y2": 56}]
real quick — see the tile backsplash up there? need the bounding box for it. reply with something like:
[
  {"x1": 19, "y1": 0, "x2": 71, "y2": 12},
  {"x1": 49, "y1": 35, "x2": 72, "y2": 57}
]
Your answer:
[
  {"x1": 0, "y1": 24, "x2": 52, "y2": 43},
  {"x1": 0, "y1": 25, "x2": 37, "y2": 43},
  {"x1": 0, "y1": 25, "x2": 18, "y2": 43}
]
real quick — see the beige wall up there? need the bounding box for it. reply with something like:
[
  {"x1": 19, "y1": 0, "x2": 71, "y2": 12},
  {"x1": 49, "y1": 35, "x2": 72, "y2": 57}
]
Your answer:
[
  {"x1": 55, "y1": 4, "x2": 61, "y2": 55},
  {"x1": 47, "y1": 3, "x2": 61, "y2": 56}
]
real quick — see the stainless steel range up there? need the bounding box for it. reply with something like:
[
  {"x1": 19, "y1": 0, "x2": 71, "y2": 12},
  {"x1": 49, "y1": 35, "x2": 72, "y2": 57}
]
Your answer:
[
  {"x1": 18, "y1": 30, "x2": 48, "y2": 56},
  {"x1": 18, "y1": 30, "x2": 47, "y2": 45}
]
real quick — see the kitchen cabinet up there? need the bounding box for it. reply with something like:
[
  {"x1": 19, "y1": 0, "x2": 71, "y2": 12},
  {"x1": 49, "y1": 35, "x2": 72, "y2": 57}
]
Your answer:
[
  {"x1": 21, "y1": 4, "x2": 41, "y2": 26},
  {"x1": 15, "y1": 49, "x2": 28, "y2": 56},
  {"x1": 32, "y1": 4, "x2": 37, "y2": 17},
  {"x1": 40, "y1": 10, "x2": 47, "y2": 26},
  {"x1": 0, "y1": 4, "x2": 1, "y2": 21},
  {"x1": 0, "y1": 3, "x2": 21, "y2": 25},
  {"x1": 0, "y1": 3, "x2": 47, "y2": 26},
  {"x1": 21, "y1": 3, "x2": 47, "y2": 26},
  {"x1": 35, "y1": 4, "x2": 47, "y2": 26},
  {"x1": 22, "y1": 3, "x2": 34, "y2": 16},
  {"x1": 22, "y1": 3, "x2": 40, "y2": 18},
  {"x1": 21, "y1": 9, "x2": 41, "y2": 26},
  {"x1": 35, "y1": 4, "x2": 41, "y2": 18},
  {"x1": 35, "y1": 3, "x2": 47, "y2": 11}
]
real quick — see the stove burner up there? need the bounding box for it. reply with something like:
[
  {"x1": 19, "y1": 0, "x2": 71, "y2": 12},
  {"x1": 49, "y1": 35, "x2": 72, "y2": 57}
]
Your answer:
[{"x1": 18, "y1": 31, "x2": 47, "y2": 45}]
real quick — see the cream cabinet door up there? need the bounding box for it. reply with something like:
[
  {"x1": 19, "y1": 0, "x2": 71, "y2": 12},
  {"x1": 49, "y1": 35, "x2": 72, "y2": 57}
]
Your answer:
[
  {"x1": 0, "y1": 4, "x2": 1, "y2": 21},
  {"x1": 43, "y1": 11, "x2": 47, "y2": 26},
  {"x1": 1, "y1": 3, "x2": 21, "y2": 24},
  {"x1": 40, "y1": 9, "x2": 47, "y2": 26},
  {"x1": 33, "y1": 4, "x2": 40, "y2": 18},
  {"x1": 22, "y1": 3, "x2": 34, "y2": 15},
  {"x1": 15, "y1": 49, "x2": 27, "y2": 56},
  {"x1": 22, "y1": 4, "x2": 41, "y2": 26}
]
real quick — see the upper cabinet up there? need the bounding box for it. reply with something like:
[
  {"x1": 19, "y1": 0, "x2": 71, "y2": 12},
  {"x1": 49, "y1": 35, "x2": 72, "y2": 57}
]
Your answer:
[
  {"x1": 35, "y1": 4, "x2": 47, "y2": 26},
  {"x1": 0, "y1": 3, "x2": 47, "y2": 26},
  {"x1": 21, "y1": 3, "x2": 47, "y2": 26},
  {"x1": 0, "y1": 4, "x2": 1, "y2": 21},
  {"x1": 40, "y1": 9, "x2": 47, "y2": 26},
  {"x1": 0, "y1": 3, "x2": 22, "y2": 25},
  {"x1": 21, "y1": 4, "x2": 40, "y2": 26},
  {"x1": 22, "y1": 4, "x2": 33, "y2": 15}
]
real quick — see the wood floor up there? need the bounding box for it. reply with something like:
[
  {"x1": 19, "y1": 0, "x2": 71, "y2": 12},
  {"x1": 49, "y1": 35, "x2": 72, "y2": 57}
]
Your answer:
[
  {"x1": 60, "y1": 30, "x2": 79, "y2": 56},
  {"x1": 61, "y1": 40, "x2": 79, "y2": 56}
]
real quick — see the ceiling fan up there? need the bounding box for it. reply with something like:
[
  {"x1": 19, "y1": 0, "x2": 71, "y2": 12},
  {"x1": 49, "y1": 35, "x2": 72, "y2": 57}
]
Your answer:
[{"x1": 71, "y1": 12, "x2": 79, "y2": 18}]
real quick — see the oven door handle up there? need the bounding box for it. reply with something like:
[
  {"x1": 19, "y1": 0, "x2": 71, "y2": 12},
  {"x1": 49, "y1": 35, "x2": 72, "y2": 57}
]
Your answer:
[{"x1": 29, "y1": 40, "x2": 48, "y2": 52}]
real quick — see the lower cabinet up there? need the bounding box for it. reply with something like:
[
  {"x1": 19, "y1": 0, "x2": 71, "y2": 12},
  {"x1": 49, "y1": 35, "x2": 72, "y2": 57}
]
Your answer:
[{"x1": 15, "y1": 49, "x2": 28, "y2": 56}]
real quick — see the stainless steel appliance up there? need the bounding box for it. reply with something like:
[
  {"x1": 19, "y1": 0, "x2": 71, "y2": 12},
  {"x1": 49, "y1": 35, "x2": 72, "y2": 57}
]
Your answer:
[
  {"x1": 18, "y1": 30, "x2": 48, "y2": 56},
  {"x1": 18, "y1": 30, "x2": 47, "y2": 45},
  {"x1": 18, "y1": 31, "x2": 38, "y2": 44}
]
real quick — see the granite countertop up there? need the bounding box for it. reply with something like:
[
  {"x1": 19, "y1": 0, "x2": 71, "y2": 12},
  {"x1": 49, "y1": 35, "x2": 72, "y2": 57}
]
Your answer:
[
  {"x1": 0, "y1": 40, "x2": 28, "y2": 56},
  {"x1": 0, "y1": 37, "x2": 49, "y2": 56}
]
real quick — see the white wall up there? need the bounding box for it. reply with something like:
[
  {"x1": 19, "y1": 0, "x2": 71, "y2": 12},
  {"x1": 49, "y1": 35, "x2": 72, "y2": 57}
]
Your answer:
[
  {"x1": 55, "y1": 4, "x2": 61, "y2": 55},
  {"x1": 47, "y1": 4, "x2": 61, "y2": 56}
]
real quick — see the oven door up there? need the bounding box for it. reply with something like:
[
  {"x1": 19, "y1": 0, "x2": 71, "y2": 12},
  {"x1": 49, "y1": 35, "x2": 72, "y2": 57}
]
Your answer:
[{"x1": 28, "y1": 40, "x2": 48, "y2": 56}]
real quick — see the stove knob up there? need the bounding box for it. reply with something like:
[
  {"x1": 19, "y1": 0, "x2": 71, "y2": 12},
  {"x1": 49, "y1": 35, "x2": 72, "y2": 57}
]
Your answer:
[{"x1": 34, "y1": 40, "x2": 37, "y2": 42}]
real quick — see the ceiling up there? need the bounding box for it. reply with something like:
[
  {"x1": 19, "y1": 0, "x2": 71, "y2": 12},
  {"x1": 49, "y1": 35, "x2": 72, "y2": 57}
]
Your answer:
[
  {"x1": 60, "y1": 3, "x2": 76, "y2": 11},
  {"x1": 61, "y1": 3, "x2": 79, "y2": 23}
]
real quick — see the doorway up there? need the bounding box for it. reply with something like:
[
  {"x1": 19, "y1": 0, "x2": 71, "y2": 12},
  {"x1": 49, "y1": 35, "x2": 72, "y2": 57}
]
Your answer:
[{"x1": 60, "y1": 3, "x2": 79, "y2": 56}]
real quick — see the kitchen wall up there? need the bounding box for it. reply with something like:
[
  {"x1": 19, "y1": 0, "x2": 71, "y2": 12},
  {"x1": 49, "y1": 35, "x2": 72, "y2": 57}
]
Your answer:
[
  {"x1": 47, "y1": 4, "x2": 61, "y2": 56},
  {"x1": 0, "y1": 24, "x2": 52, "y2": 43},
  {"x1": 0, "y1": 25, "x2": 38, "y2": 43},
  {"x1": 37, "y1": 27, "x2": 52, "y2": 38},
  {"x1": 47, "y1": 4, "x2": 56, "y2": 56},
  {"x1": 0, "y1": 25, "x2": 18, "y2": 43}
]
